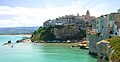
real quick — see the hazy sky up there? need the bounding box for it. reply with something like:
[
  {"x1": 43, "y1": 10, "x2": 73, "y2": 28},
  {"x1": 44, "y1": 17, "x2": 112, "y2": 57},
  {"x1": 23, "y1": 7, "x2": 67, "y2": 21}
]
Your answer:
[{"x1": 0, "y1": 0, "x2": 120, "y2": 27}]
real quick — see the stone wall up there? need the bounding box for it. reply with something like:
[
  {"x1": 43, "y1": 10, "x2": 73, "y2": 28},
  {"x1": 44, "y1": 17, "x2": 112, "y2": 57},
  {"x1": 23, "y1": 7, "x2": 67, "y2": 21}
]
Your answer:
[{"x1": 87, "y1": 31, "x2": 100, "y2": 54}]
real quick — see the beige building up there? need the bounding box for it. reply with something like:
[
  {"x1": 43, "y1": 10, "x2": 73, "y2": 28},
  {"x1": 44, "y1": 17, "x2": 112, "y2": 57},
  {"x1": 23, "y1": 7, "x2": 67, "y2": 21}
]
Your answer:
[
  {"x1": 43, "y1": 10, "x2": 96, "y2": 30},
  {"x1": 81, "y1": 10, "x2": 96, "y2": 21}
]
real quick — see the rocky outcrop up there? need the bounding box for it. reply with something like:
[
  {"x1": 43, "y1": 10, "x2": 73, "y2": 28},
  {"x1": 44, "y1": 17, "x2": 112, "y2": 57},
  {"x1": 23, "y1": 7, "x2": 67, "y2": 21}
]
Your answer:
[
  {"x1": 96, "y1": 40, "x2": 112, "y2": 62},
  {"x1": 31, "y1": 25, "x2": 86, "y2": 42},
  {"x1": 87, "y1": 31, "x2": 100, "y2": 54},
  {"x1": 52, "y1": 25, "x2": 80, "y2": 39}
]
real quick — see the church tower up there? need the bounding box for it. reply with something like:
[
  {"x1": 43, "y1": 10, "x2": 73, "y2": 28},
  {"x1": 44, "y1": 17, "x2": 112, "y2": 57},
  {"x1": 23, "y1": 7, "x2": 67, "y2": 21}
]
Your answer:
[
  {"x1": 86, "y1": 10, "x2": 90, "y2": 20},
  {"x1": 86, "y1": 10, "x2": 90, "y2": 17}
]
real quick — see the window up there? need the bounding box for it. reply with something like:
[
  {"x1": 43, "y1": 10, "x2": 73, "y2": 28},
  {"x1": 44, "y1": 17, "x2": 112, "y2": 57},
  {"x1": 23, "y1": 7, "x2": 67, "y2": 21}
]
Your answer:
[{"x1": 110, "y1": 31, "x2": 113, "y2": 34}]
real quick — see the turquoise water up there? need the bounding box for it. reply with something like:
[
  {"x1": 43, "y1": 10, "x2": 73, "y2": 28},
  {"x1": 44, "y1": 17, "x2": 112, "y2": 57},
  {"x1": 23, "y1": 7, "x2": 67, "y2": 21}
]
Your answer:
[
  {"x1": 0, "y1": 35, "x2": 29, "y2": 43},
  {"x1": 0, "y1": 35, "x2": 97, "y2": 62}
]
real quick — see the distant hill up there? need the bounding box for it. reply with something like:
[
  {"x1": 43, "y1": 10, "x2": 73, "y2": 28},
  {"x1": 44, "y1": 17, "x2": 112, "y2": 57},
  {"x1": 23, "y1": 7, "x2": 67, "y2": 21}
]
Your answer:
[{"x1": 0, "y1": 27, "x2": 39, "y2": 34}]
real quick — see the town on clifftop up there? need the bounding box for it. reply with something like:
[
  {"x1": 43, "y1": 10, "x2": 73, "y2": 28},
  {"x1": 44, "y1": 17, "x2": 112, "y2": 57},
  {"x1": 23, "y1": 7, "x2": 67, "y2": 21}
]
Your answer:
[{"x1": 31, "y1": 9, "x2": 120, "y2": 62}]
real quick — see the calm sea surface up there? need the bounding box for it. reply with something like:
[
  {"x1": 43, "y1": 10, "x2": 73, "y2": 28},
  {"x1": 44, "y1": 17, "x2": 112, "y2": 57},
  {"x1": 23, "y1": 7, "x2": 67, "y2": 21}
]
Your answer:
[{"x1": 0, "y1": 35, "x2": 97, "y2": 62}]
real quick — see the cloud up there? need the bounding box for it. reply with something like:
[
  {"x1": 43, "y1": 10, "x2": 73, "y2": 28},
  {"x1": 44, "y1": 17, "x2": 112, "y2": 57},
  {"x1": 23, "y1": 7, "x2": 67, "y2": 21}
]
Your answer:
[
  {"x1": 0, "y1": 20, "x2": 20, "y2": 27},
  {"x1": 0, "y1": 3, "x2": 81, "y2": 27},
  {"x1": 0, "y1": 0, "x2": 119, "y2": 27}
]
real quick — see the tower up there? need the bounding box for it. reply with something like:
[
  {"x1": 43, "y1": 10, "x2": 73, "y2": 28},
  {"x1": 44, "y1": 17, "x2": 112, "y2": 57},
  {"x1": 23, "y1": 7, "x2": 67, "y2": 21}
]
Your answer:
[
  {"x1": 77, "y1": 13, "x2": 79, "y2": 16},
  {"x1": 86, "y1": 10, "x2": 90, "y2": 17},
  {"x1": 86, "y1": 10, "x2": 90, "y2": 20}
]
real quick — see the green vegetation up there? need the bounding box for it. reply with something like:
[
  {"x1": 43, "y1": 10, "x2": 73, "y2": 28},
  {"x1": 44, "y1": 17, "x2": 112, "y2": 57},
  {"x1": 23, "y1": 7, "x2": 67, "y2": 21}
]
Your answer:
[
  {"x1": 31, "y1": 26, "x2": 55, "y2": 42},
  {"x1": 31, "y1": 25, "x2": 86, "y2": 42},
  {"x1": 106, "y1": 36, "x2": 120, "y2": 62}
]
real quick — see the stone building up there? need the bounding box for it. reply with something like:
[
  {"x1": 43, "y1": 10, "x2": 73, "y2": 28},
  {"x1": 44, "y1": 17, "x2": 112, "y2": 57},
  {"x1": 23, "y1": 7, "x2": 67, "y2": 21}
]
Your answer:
[
  {"x1": 43, "y1": 10, "x2": 96, "y2": 30},
  {"x1": 82, "y1": 10, "x2": 96, "y2": 21},
  {"x1": 109, "y1": 12, "x2": 120, "y2": 36},
  {"x1": 87, "y1": 9, "x2": 120, "y2": 54},
  {"x1": 87, "y1": 15, "x2": 110, "y2": 54},
  {"x1": 43, "y1": 20, "x2": 51, "y2": 27}
]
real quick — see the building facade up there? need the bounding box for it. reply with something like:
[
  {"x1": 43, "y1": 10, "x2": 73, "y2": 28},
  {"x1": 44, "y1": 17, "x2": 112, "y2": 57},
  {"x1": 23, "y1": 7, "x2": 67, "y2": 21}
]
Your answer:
[
  {"x1": 87, "y1": 15, "x2": 110, "y2": 54},
  {"x1": 43, "y1": 10, "x2": 95, "y2": 30},
  {"x1": 87, "y1": 9, "x2": 120, "y2": 54}
]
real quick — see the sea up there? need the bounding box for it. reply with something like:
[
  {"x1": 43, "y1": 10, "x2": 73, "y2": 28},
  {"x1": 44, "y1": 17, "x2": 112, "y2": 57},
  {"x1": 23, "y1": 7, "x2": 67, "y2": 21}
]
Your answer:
[{"x1": 0, "y1": 35, "x2": 97, "y2": 62}]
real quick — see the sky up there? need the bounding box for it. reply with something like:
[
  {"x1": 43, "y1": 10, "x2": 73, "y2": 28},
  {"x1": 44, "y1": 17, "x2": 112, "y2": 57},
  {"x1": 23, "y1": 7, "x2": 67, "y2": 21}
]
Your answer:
[{"x1": 0, "y1": 0, "x2": 120, "y2": 27}]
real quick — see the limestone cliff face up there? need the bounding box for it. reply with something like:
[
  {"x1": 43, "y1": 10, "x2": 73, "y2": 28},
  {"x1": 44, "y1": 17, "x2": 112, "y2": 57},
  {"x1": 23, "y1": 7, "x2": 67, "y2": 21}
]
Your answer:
[
  {"x1": 31, "y1": 25, "x2": 86, "y2": 42},
  {"x1": 96, "y1": 40, "x2": 112, "y2": 62},
  {"x1": 87, "y1": 31, "x2": 100, "y2": 54},
  {"x1": 52, "y1": 25, "x2": 80, "y2": 40}
]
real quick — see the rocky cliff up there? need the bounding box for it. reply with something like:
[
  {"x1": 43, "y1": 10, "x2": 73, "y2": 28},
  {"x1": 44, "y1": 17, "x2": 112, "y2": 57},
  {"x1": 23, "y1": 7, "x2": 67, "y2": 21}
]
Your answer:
[
  {"x1": 31, "y1": 25, "x2": 86, "y2": 42},
  {"x1": 96, "y1": 36, "x2": 120, "y2": 62},
  {"x1": 96, "y1": 40, "x2": 112, "y2": 62},
  {"x1": 52, "y1": 25, "x2": 80, "y2": 39}
]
